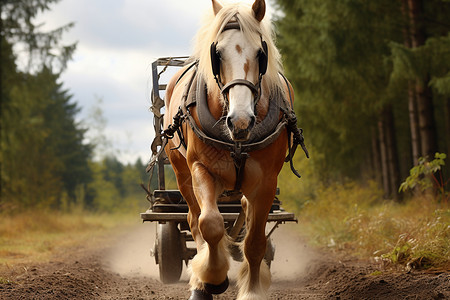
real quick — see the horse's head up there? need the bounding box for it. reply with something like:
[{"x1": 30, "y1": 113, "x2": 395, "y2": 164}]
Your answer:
[{"x1": 210, "y1": 0, "x2": 267, "y2": 142}]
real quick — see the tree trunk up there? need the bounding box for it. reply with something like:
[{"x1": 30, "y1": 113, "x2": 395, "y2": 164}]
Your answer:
[
  {"x1": 378, "y1": 115, "x2": 390, "y2": 198},
  {"x1": 407, "y1": 0, "x2": 438, "y2": 159},
  {"x1": 401, "y1": 0, "x2": 421, "y2": 165},
  {"x1": 446, "y1": 98, "x2": 450, "y2": 156},
  {"x1": 408, "y1": 83, "x2": 421, "y2": 164},
  {"x1": 384, "y1": 107, "x2": 401, "y2": 201},
  {"x1": 378, "y1": 107, "x2": 401, "y2": 200},
  {"x1": 371, "y1": 126, "x2": 382, "y2": 186},
  {"x1": 416, "y1": 76, "x2": 438, "y2": 159},
  {"x1": 407, "y1": 0, "x2": 426, "y2": 47}
]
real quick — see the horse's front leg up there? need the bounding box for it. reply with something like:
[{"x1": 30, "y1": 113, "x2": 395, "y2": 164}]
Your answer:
[
  {"x1": 237, "y1": 184, "x2": 275, "y2": 300},
  {"x1": 189, "y1": 161, "x2": 230, "y2": 295}
]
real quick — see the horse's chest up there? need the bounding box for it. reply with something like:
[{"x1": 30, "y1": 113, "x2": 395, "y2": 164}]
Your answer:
[{"x1": 195, "y1": 146, "x2": 235, "y2": 178}]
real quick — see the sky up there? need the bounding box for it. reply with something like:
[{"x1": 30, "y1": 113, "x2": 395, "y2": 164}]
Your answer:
[{"x1": 36, "y1": 0, "x2": 277, "y2": 164}]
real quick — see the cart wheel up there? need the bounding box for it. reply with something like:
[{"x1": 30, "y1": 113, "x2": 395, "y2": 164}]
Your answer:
[
  {"x1": 156, "y1": 222, "x2": 183, "y2": 283},
  {"x1": 264, "y1": 238, "x2": 275, "y2": 269}
]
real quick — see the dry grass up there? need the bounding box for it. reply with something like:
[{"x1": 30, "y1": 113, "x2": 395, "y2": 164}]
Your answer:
[
  {"x1": 288, "y1": 181, "x2": 450, "y2": 270},
  {"x1": 0, "y1": 210, "x2": 138, "y2": 267},
  {"x1": 278, "y1": 152, "x2": 449, "y2": 270}
]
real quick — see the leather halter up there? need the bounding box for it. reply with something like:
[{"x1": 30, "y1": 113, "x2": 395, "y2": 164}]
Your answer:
[{"x1": 210, "y1": 20, "x2": 266, "y2": 114}]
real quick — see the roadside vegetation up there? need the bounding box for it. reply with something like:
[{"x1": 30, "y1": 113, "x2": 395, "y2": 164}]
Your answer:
[
  {"x1": 279, "y1": 154, "x2": 450, "y2": 271},
  {"x1": 0, "y1": 211, "x2": 139, "y2": 266}
]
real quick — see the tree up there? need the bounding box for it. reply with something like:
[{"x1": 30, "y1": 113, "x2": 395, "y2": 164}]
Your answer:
[
  {"x1": 391, "y1": 0, "x2": 450, "y2": 159},
  {"x1": 275, "y1": 0, "x2": 402, "y2": 190},
  {"x1": 1, "y1": 0, "x2": 91, "y2": 210},
  {"x1": 87, "y1": 159, "x2": 121, "y2": 212},
  {"x1": 40, "y1": 70, "x2": 93, "y2": 204},
  {"x1": 83, "y1": 96, "x2": 115, "y2": 161},
  {"x1": 1, "y1": 0, "x2": 76, "y2": 73},
  {"x1": 85, "y1": 157, "x2": 150, "y2": 212},
  {"x1": 275, "y1": 0, "x2": 450, "y2": 198}
]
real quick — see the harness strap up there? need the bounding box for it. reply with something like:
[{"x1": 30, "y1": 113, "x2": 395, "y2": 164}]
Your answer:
[
  {"x1": 182, "y1": 100, "x2": 289, "y2": 154},
  {"x1": 145, "y1": 65, "x2": 197, "y2": 175},
  {"x1": 175, "y1": 60, "x2": 198, "y2": 85},
  {"x1": 231, "y1": 142, "x2": 249, "y2": 191},
  {"x1": 221, "y1": 79, "x2": 259, "y2": 99},
  {"x1": 279, "y1": 73, "x2": 310, "y2": 178}
]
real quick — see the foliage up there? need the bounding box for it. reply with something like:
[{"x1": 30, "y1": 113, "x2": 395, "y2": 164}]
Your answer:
[
  {"x1": 277, "y1": 146, "x2": 322, "y2": 211},
  {"x1": 274, "y1": 0, "x2": 450, "y2": 182},
  {"x1": 1, "y1": 0, "x2": 76, "y2": 73},
  {"x1": 275, "y1": 0, "x2": 400, "y2": 178},
  {"x1": 379, "y1": 208, "x2": 450, "y2": 270},
  {"x1": 289, "y1": 181, "x2": 450, "y2": 270},
  {"x1": 1, "y1": 65, "x2": 92, "y2": 209},
  {"x1": 399, "y1": 153, "x2": 448, "y2": 202},
  {"x1": 0, "y1": 0, "x2": 92, "y2": 211},
  {"x1": 390, "y1": 33, "x2": 450, "y2": 97},
  {"x1": 86, "y1": 157, "x2": 149, "y2": 212},
  {"x1": 0, "y1": 0, "x2": 152, "y2": 214}
]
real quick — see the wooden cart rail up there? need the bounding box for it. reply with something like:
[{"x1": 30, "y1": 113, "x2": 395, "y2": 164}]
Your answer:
[{"x1": 140, "y1": 210, "x2": 297, "y2": 223}]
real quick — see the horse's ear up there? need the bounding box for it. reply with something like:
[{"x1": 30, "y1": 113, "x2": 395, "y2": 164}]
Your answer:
[
  {"x1": 252, "y1": 0, "x2": 265, "y2": 22},
  {"x1": 212, "y1": 0, "x2": 223, "y2": 16}
]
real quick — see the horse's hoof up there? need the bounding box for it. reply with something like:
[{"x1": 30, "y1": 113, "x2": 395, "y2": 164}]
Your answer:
[
  {"x1": 188, "y1": 289, "x2": 213, "y2": 300},
  {"x1": 204, "y1": 276, "x2": 229, "y2": 295}
]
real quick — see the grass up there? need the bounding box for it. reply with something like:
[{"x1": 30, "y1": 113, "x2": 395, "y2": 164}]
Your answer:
[
  {"x1": 0, "y1": 209, "x2": 140, "y2": 268},
  {"x1": 277, "y1": 152, "x2": 449, "y2": 270},
  {"x1": 1, "y1": 162, "x2": 448, "y2": 276},
  {"x1": 286, "y1": 180, "x2": 450, "y2": 270}
]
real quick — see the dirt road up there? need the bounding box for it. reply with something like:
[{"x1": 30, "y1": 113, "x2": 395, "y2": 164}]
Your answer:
[{"x1": 1, "y1": 222, "x2": 448, "y2": 299}]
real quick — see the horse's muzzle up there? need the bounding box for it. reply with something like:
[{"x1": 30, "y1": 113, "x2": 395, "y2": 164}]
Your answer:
[{"x1": 226, "y1": 113, "x2": 255, "y2": 142}]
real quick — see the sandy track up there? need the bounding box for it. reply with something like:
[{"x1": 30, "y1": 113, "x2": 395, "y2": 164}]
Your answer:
[{"x1": 1, "y1": 222, "x2": 448, "y2": 299}]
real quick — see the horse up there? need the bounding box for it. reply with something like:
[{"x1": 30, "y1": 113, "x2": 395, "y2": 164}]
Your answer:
[{"x1": 162, "y1": 1, "x2": 307, "y2": 299}]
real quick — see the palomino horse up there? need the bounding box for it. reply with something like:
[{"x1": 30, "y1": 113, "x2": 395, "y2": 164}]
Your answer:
[{"x1": 163, "y1": 1, "x2": 307, "y2": 299}]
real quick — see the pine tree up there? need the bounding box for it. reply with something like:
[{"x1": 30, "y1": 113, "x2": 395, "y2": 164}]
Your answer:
[
  {"x1": 275, "y1": 0, "x2": 450, "y2": 197},
  {"x1": 1, "y1": 0, "x2": 91, "y2": 210}
]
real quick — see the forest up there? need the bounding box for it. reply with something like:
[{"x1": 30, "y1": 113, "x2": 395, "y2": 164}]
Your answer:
[
  {"x1": 275, "y1": 0, "x2": 450, "y2": 200},
  {"x1": 0, "y1": 1, "x2": 150, "y2": 213},
  {"x1": 1, "y1": 0, "x2": 449, "y2": 214}
]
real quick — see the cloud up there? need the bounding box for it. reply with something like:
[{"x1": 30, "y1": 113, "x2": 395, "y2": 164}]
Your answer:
[
  {"x1": 40, "y1": 0, "x2": 205, "y2": 51},
  {"x1": 59, "y1": 45, "x2": 156, "y2": 163},
  {"x1": 37, "y1": 0, "x2": 277, "y2": 164}
]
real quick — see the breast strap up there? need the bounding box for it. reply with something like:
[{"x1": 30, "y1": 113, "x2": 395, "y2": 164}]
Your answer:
[{"x1": 194, "y1": 75, "x2": 285, "y2": 146}]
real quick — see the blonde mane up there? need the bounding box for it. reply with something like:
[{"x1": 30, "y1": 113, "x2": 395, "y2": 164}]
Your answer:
[{"x1": 191, "y1": 2, "x2": 284, "y2": 97}]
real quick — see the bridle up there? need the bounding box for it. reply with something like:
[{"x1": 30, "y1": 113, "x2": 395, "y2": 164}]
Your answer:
[{"x1": 210, "y1": 20, "x2": 268, "y2": 114}]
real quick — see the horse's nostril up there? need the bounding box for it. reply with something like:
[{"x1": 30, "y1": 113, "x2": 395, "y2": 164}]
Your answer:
[
  {"x1": 226, "y1": 116, "x2": 234, "y2": 131},
  {"x1": 249, "y1": 116, "x2": 256, "y2": 130}
]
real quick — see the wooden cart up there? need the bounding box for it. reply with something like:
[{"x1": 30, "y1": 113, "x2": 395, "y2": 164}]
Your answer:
[{"x1": 141, "y1": 57, "x2": 297, "y2": 284}]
